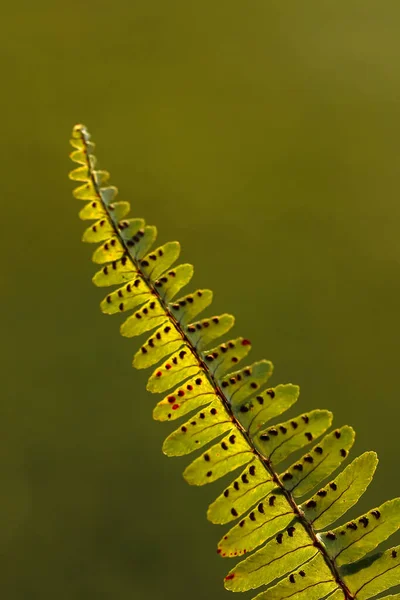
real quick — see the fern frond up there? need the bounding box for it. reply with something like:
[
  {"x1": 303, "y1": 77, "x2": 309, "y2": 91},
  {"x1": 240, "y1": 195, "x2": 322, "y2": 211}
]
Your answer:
[{"x1": 69, "y1": 124, "x2": 400, "y2": 600}]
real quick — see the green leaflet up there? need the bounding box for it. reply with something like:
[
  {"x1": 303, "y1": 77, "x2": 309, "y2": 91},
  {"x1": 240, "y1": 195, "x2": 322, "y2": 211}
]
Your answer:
[
  {"x1": 301, "y1": 452, "x2": 378, "y2": 530},
  {"x1": 342, "y1": 545, "x2": 400, "y2": 599},
  {"x1": 219, "y1": 360, "x2": 274, "y2": 406},
  {"x1": 280, "y1": 425, "x2": 355, "y2": 498},
  {"x1": 235, "y1": 383, "x2": 299, "y2": 433},
  {"x1": 120, "y1": 298, "x2": 168, "y2": 337},
  {"x1": 107, "y1": 200, "x2": 131, "y2": 221},
  {"x1": 252, "y1": 553, "x2": 337, "y2": 600},
  {"x1": 183, "y1": 430, "x2": 253, "y2": 485},
  {"x1": 140, "y1": 241, "x2": 180, "y2": 282},
  {"x1": 202, "y1": 337, "x2": 252, "y2": 378},
  {"x1": 224, "y1": 520, "x2": 316, "y2": 592},
  {"x1": 100, "y1": 278, "x2": 152, "y2": 315},
  {"x1": 321, "y1": 498, "x2": 400, "y2": 566},
  {"x1": 163, "y1": 399, "x2": 233, "y2": 456},
  {"x1": 93, "y1": 256, "x2": 138, "y2": 287},
  {"x1": 170, "y1": 289, "x2": 213, "y2": 325},
  {"x1": 92, "y1": 236, "x2": 125, "y2": 264},
  {"x1": 153, "y1": 376, "x2": 217, "y2": 422},
  {"x1": 218, "y1": 490, "x2": 294, "y2": 557},
  {"x1": 70, "y1": 125, "x2": 400, "y2": 600},
  {"x1": 79, "y1": 199, "x2": 107, "y2": 220},
  {"x1": 133, "y1": 323, "x2": 184, "y2": 369},
  {"x1": 127, "y1": 225, "x2": 158, "y2": 260},
  {"x1": 82, "y1": 217, "x2": 114, "y2": 243},
  {"x1": 147, "y1": 347, "x2": 201, "y2": 394},
  {"x1": 255, "y1": 409, "x2": 333, "y2": 465},
  {"x1": 207, "y1": 459, "x2": 274, "y2": 525},
  {"x1": 154, "y1": 263, "x2": 194, "y2": 301},
  {"x1": 185, "y1": 313, "x2": 235, "y2": 350}
]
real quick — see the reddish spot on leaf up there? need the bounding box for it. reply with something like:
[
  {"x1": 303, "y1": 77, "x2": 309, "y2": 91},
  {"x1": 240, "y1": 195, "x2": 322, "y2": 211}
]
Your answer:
[
  {"x1": 172, "y1": 404, "x2": 180, "y2": 410},
  {"x1": 165, "y1": 364, "x2": 172, "y2": 370},
  {"x1": 217, "y1": 548, "x2": 221, "y2": 554},
  {"x1": 168, "y1": 396, "x2": 175, "y2": 404},
  {"x1": 242, "y1": 339, "x2": 251, "y2": 346},
  {"x1": 156, "y1": 371, "x2": 162, "y2": 377},
  {"x1": 225, "y1": 574, "x2": 235, "y2": 581}
]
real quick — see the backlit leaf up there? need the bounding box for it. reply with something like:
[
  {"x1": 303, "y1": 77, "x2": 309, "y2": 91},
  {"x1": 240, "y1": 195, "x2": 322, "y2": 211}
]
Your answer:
[
  {"x1": 163, "y1": 399, "x2": 233, "y2": 456},
  {"x1": 342, "y1": 545, "x2": 400, "y2": 599},
  {"x1": 202, "y1": 337, "x2": 252, "y2": 378},
  {"x1": 120, "y1": 298, "x2": 167, "y2": 337},
  {"x1": 154, "y1": 263, "x2": 194, "y2": 301},
  {"x1": 281, "y1": 425, "x2": 355, "y2": 498},
  {"x1": 108, "y1": 200, "x2": 130, "y2": 221},
  {"x1": 183, "y1": 431, "x2": 253, "y2": 486},
  {"x1": 186, "y1": 313, "x2": 235, "y2": 350},
  {"x1": 79, "y1": 199, "x2": 107, "y2": 220},
  {"x1": 301, "y1": 452, "x2": 378, "y2": 530},
  {"x1": 218, "y1": 490, "x2": 294, "y2": 557},
  {"x1": 100, "y1": 277, "x2": 151, "y2": 315},
  {"x1": 235, "y1": 383, "x2": 299, "y2": 433},
  {"x1": 73, "y1": 181, "x2": 97, "y2": 200},
  {"x1": 92, "y1": 255, "x2": 138, "y2": 287},
  {"x1": 254, "y1": 409, "x2": 333, "y2": 466},
  {"x1": 125, "y1": 224, "x2": 157, "y2": 260},
  {"x1": 224, "y1": 520, "x2": 316, "y2": 592},
  {"x1": 153, "y1": 376, "x2": 217, "y2": 422},
  {"x1": 207, "y1": 458, "x2": 274, "y2": 525},
  {"x1": 169, "y1": 289, "x2": 213, "y2": 325},
  {"x1": 133, "y1": 322, "x2": 183, "y2": 369},
  {"x1": 321, "y1": 498, "x2": 400, "y2": 566},
  {"x1": 147, "y1": 347, "x2": 201, "y2": 393},
  {"x1": 82, "y1": 217, "x2": 114, "y2": 243},
  {"x1": 92, "y1": 236, "x2": 125, "y2": 264},
  {"x1": 219, "y1": 360, "x2": 273, "y2": 406},
  {"x1": 251, "y1": 553, "x2": 337, "y2": 600},
  {"x1": 140, "y1": 241, "x2": 180, "y2": 282}
]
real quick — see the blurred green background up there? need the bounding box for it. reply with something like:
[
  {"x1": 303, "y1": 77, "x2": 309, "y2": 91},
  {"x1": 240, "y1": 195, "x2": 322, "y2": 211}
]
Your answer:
[{"x1": 2, "y1": 1, "x2": 400, "y2": 598}]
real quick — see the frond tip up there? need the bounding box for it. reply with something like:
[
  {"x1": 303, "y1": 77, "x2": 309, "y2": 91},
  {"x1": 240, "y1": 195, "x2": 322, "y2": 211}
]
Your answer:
[{"x1": 69, "y1": 124, "x2": 400, "y2": 600}]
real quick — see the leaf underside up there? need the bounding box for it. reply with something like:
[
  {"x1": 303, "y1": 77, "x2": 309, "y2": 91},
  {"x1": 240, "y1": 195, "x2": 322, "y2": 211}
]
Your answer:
[{"x1": 69, "y1": 125, "x2": 400, "y2": 600}]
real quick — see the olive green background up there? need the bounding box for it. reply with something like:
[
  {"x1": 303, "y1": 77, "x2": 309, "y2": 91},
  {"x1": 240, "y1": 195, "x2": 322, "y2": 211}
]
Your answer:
[{"x1": 2, "y1": 1, "x2": 400, "y2": 599}]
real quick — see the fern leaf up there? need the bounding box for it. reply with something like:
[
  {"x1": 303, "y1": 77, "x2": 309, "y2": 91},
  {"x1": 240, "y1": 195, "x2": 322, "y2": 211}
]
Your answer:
[
  {"x1": 300, "y1": 452, "x2": 378, "y2": 529},
  {"x1": 69, "y1": 124, "x2": 400, "y2": 600}
]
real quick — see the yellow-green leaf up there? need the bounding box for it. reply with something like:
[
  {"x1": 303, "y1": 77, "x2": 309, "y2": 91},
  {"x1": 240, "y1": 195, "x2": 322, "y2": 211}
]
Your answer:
[
  {"x1": 169, "y1": 289, "x2": 213, "y2": 326},
  {"x1": 186, "y1": 313, "x2": 235, "y2": 351},
  {"x1": 254, "y1": 409, "x2": 333, "y2": 466},
  {"x1": 183, "y1": 431, "x2": 253, "y2": 486},
  {"x1": 301, "y1": 452, "x2": 378, "y2": 530},
  {"x1": 163, "y1": 399, "x2": 233, "y2": 456},
  {"x1": 342, "y1": 545, "x2": 400, "y2": 600},
  {"x1": 120, "y1": 298, "x2": 167, "y2": 338},
  {"x1": 224, "y1": 520, "x2": 316, "y2": 592},
  {"x1": 100, "y1": 277, "x2": 151, "y2": 315},
  {"x1": 202, "y1": 337, "x2": 252, "y2": 378},
  {"x1": 147, "y1": 348, "x2": 201, "y2": 393},
  {"x1": 235, "y1": 383, "x2": 299, "y2": 433},
  {"x1": 218, "y1": 491, "x2": 294, "y2": 557},
  {"x1": 92, "y1": 256, "x2": 138, "y2": 287},
  {"x1": 133, "y1": 323, "x2": 183, "y2": 369},
  {"x1": 207, "y1": 458, "x2": 274, "y2": 525},
  {"x1": 219, "y1": 360, "x2": 273, "y2": 406},
  {"x1": 281, "y1": 425, "x2": 355, "y2": 498},
  {"x1": 153, "y1": 376, "x2": 217, "y2": 422},
  {"x1": 321, "y1": 498, "x2": 400, "y2": 567}
]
